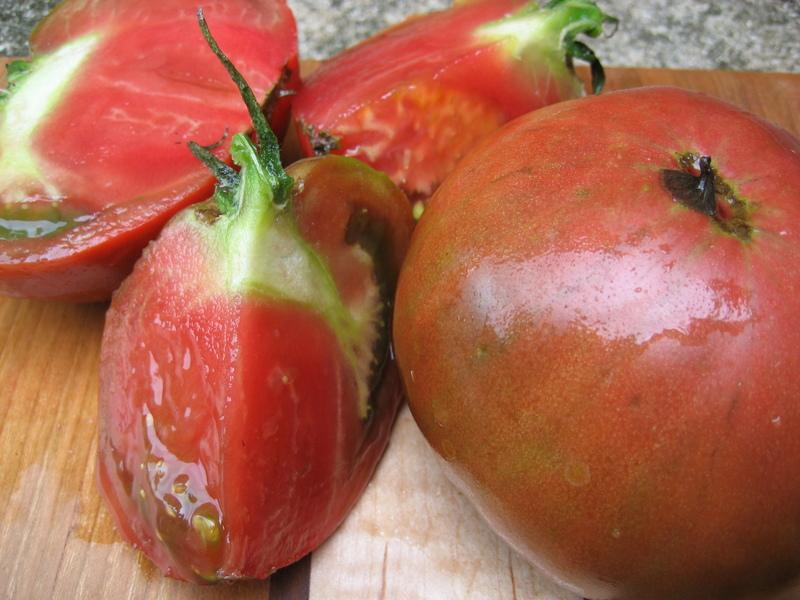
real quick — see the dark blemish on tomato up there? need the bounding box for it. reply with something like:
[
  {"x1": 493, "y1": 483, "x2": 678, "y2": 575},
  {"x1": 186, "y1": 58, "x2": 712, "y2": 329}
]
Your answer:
[
  {"x1": 193, "y1": 202, "x2": 223, "y2": 225},
  {"x1": 663, "y1": 155, "x2": 717, "y2": 217},
  {"x1": 661, "y1": 152, "x2": 755, "y2": 242},
  {"x1": 301, "y1": 122, "x2": 340, "y2": 155},
  {"x1": 628, "y1": 395, "x2": 642, "y2": 409}
]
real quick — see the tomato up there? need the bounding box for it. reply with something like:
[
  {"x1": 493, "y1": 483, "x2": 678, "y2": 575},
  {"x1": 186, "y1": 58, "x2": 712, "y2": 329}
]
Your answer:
[
  {"x1": 394, "y1": 87, "x2": 800, "y2": 600},
  {"x1": 293, "y1": 0, "x2": 616, "y2": 203},
  {"x1": 97, "y1": 16, "x2": 414, "y2": 582},
  {"x1": 0, "y1": 0, "x2": 298, "y2": 302}
]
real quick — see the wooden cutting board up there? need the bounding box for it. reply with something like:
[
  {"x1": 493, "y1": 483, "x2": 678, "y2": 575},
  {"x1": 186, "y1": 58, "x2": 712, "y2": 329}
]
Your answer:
[{"x1": 1, "y1": 66, "x2": 799, "y2": 600}]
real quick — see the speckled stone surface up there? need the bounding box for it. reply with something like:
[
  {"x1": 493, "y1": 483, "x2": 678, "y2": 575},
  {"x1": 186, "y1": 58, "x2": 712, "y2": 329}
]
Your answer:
[{"x1": 1, "y1": 0, "x2": 798, "y2": 71}]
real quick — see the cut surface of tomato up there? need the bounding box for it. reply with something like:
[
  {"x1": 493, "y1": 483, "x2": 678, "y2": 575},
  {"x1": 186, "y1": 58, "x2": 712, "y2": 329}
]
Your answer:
[
  {"x1": 294, "y1": 0, "x2": 616, "y2": 201},
  {"x1": 0, "y1": 0, "x2": 298, "y2": 301}
]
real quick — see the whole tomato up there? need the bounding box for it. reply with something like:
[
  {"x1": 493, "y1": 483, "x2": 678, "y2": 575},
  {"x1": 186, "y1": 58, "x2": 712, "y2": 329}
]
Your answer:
[{"x1": 394, "y1": 86, "x2": 800, "y2": 600}]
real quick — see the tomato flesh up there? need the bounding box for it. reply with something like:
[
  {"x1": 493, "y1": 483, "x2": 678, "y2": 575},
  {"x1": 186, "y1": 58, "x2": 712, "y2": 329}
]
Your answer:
[
  {"x1": 0, "y1": 0, "x2": 298, "y2": 301},
  {"x1": 395, "y1": 87, "x2": 800, "y2": 599}
]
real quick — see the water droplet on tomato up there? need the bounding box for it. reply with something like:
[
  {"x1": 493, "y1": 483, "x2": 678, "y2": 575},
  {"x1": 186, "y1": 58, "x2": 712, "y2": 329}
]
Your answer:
[
  {"x1": 182, "y1": 348, "x2": 191, "y2": 370},
  {"x1": 772, "y1": 415, "x2": 782, "y2": 427},
  {"x1": 192, "y1": 504, "x2": 222, "y2": 546}
]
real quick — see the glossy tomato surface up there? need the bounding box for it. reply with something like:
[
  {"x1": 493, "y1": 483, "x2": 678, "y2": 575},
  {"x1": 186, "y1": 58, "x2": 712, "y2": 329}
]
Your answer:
[
  {"x1": 293, "y1": 0, "x2": 614, "y2": 201},
  {"x1": 98, "y1": 154, "x2": 413, "y2": 582},
  {"x1": 395, "y1": 87, "x2": 800, "y2": 600},
  {"x1": 0, "y1": 0, "x2": 298, "y2": 301}
]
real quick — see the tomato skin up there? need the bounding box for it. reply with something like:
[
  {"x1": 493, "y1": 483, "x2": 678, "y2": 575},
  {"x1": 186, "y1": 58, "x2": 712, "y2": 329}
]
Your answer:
[
  {"x1": 0, "y1": 0, "x2": 299, "y2": 302},
  {"x1": 395, "y1": 87, "x2": 800, "y2": 600},
  {"x1": 293, "y1": 0, "x2": 612, "y2": 201},
  {"x1": 98, "y1": 155, "x2": 412, "y2": 582}
]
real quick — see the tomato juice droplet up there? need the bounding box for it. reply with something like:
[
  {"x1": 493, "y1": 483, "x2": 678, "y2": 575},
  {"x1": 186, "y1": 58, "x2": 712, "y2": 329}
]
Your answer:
[
  {"x1": 0, "y1": 201, "x2": 95, "y2": 240},
  {"x1": 191, "y1": 504, "x2": 222, "y2": 547}
]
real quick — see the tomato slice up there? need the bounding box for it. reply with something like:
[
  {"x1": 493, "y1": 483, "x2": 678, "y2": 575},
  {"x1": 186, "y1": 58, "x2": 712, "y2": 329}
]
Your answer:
[
  {"x1": 0, "y1": 0, "x2": 298, "y2": 301},
  {"x1": 293, "y1": 0, "x2": 616, "y2": 203}
]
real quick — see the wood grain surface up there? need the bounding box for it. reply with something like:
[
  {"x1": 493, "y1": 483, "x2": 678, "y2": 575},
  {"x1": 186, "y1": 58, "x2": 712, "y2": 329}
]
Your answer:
[{"x1": 1, "y1": 65, "x2": 798, "y2": 600}]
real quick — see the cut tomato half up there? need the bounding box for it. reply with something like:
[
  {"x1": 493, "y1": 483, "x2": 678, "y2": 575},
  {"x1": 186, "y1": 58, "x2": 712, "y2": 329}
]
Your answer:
[
  {"x1": 0, "y1": 0, "x2": 299, "y2": 301},
  {"x1": 293, "y1": 0, "x2": 616, "y2": 203}
]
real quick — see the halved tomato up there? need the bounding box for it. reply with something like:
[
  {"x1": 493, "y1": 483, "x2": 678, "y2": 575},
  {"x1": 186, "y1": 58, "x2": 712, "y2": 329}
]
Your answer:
[
  {"x1": 98, "y1": 16, "x2": 413, "y2": 581},
  {"x1": 293, "y1": 0, "x2": 616, "y2": 203},
  {"x1": 0, "y1": 0, "x2": 299, "y2": 301}
]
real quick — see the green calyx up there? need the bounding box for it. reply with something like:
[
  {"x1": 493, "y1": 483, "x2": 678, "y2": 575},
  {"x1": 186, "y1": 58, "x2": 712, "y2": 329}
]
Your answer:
[
  {"x1": 190, "y1": 10, "x2": 292, "y2": 213},
  {"x1": 190, "y1": 11, "x2": 377, "y2": 418},
  {"x1": 477, "y1": 0, "x2": 617, "y2": 94}
]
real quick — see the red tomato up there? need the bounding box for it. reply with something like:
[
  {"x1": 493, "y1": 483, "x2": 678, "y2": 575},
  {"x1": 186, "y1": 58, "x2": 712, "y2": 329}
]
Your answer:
[
  {"x1": 0, "y1": 0, "x2": 298, "y2": 302},
  {"x1": 293, "y1": 0, "x2": 616, "y2": 202},
  {"x1": 98, "y1": 18, "x2": 414, "y2": 581},
  {"x1": 394, "y1": 87, "x2": 800, "y2": 600}
]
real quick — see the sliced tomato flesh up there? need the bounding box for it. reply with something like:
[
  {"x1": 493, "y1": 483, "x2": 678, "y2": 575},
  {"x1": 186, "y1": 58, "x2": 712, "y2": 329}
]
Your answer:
[
  {"x1": 326, "y1": 82, "x2": 507, "y2": 200},
  {"x1": 0, "y1": 0, "x2": 298, "y2": 301}
]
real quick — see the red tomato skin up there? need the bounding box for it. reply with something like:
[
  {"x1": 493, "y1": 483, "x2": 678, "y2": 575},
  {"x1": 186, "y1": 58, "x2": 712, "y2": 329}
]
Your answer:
[
  {"x1": 0, "y1": 0, "x2": 299, "y2": 302},
  {"x1": 293, "y1": 0, "x2": 585, "y2": 200},
  {"x1": 394, "y1": 87, "x2": 800, "y2": 600},
  {"x1": 98, "y1": 155, "x2": 412, "y2": 581}
]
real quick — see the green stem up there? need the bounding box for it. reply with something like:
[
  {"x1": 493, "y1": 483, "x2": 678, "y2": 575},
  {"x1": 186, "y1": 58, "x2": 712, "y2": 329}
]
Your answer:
[
  {"x1": 195, "y1": 8, "x2": 293, "y2": 209},
  {"x1": 478, "y1": 0, "x2": 617, "y2": 94}
]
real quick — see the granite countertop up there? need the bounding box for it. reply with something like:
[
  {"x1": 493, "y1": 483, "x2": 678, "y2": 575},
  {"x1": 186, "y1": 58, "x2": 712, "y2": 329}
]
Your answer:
[{"x1": 1, "y1": 0, "x2": 798, "y2": 71}]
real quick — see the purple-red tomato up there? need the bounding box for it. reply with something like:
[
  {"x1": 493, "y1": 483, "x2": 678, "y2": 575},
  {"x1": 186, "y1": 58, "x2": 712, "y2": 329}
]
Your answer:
[
  {"x1": 395, "y1": 86, "x2": 800, "y2": 600},
  {"x1": 98, "y1": 16, "x2": 413, "y2": 582},
  {"x1": 293, "y1": 0, "x2": 616, "y2": 202}
]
